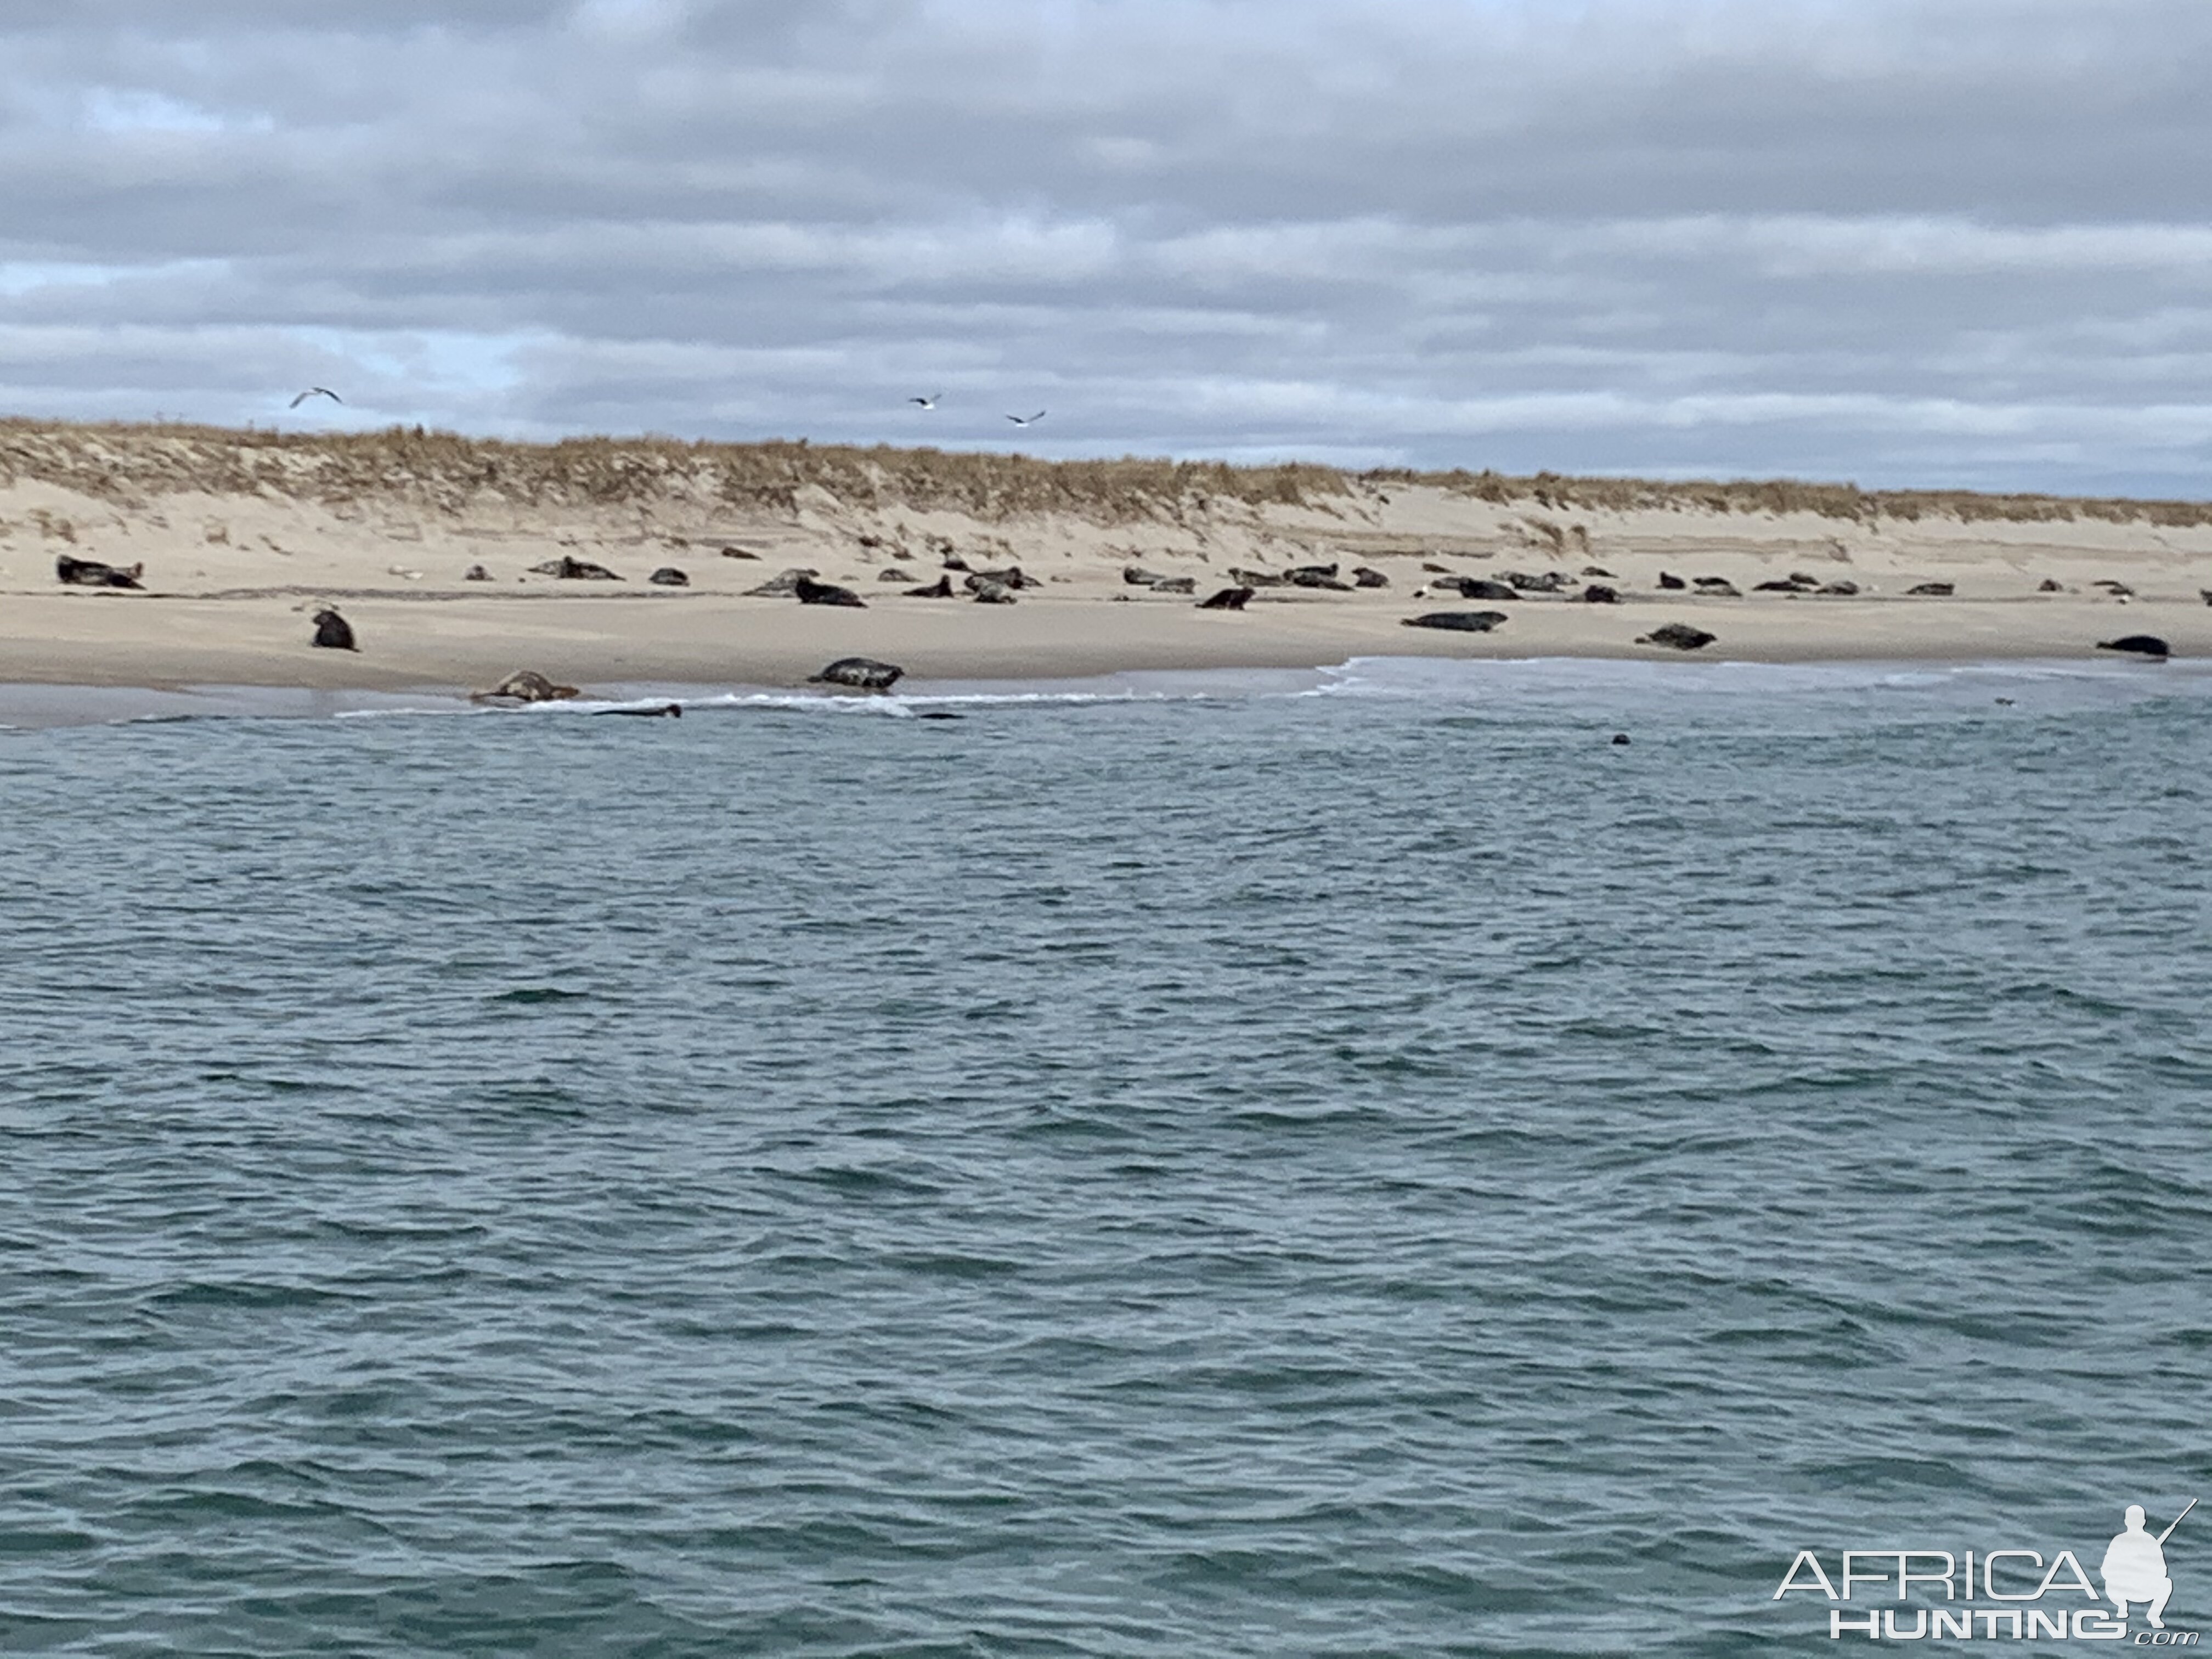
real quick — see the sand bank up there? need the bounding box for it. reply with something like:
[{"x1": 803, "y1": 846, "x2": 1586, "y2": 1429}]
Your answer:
[{"x1": 3, "y1": 422, "x2": 2207, "y2": 692}]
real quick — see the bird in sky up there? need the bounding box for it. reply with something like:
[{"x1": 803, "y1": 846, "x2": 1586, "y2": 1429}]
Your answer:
[
  {"x1": 907, "y1": 393, "x2": 942, "y2": 409},
  {"x1": 289, "y1": 387, "x2": 343, "y2": 408},
  {"x1": 1005, "y1": 410, "x2": 1046, "y2": 426}
]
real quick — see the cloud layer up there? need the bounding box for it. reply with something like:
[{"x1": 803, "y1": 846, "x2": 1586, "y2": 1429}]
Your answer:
[{"x1": 4, "y1": 0, "x2": 2212, "y2": 492}]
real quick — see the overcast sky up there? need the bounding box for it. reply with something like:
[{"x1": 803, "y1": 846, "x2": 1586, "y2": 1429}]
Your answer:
[{"x1": 3, "y1": 0, "x2": 2210, "y2": 493}]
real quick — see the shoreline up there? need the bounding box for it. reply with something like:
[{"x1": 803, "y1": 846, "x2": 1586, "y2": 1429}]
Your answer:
[
  {"x1": 5, "y1": 649, "x2": 2205, "y2": 730},
  {"x1": 1, "y1": 592, "x2": 2204, "y2": 699}
]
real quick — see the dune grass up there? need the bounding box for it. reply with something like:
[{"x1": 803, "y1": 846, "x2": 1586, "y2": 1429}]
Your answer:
[{"x1": 2, "y1": 417, "x2": 2208, "y2": 527}]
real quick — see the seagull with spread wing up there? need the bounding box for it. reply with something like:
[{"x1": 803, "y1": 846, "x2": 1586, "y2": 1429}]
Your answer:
[
  {"x1": 1005, "y1": 410, "x2": 1046, "y2": 426},
  {"x1": 289, "y1": 387, "x2": 343, "y2": 409},
  {"x1": 907, "y1": 393, "x2": 942, "y2": 409}
]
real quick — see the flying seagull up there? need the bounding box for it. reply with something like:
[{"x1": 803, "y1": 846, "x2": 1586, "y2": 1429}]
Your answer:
[
  {"x1": 289, "y1": 387, "x2": 343, "y2": 408},
  {"x1": 907, "y1": 393, "x2": 941, "y2": 409},
  {"x1": 1005, "y1": 410, "x2": 1046, "y2": 426}
]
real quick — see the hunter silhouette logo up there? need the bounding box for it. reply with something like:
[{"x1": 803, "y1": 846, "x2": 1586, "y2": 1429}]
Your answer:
[
  {"x1": 2106, "y1": 1501, "x2": 2192, "y2": 1630},
  {"x1": 1774, "y1": 1499, "x2": 2197, "y2": 1641}
]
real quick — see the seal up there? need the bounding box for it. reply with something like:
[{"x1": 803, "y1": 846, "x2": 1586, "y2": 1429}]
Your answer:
[
  {"x1": 1637, "y1": 623, "x2": 1716, "y2": 651},
  {"x1": 471, "y1": 669, "x2": 579, "y2": 703},
  {"x1": 1906, "y1": 581, "x2": 1955, "y2": 596},
  {"x1": 1402, "y1": 611, "x2": 1508, "y2": 632},
  {"x1": 311, "y1": 608, "x2": 357, "y2": 651},
  {"x1": 1656, "y1": 571, "x2": 1686, "y2": 590},
  {"x1": 55, "y1": 555, "x2": 145, "y2": 590},
  {"x1": 1438, "y1": 577, "x2": 1518, "y2": 601},
  {"x1": 808, "y1": 657, "x2": 905, "y2": 691},
  {"x1": 530, "y1": 555, "x2": 623, "y2": 580},
  {"x1": 462, "y1": 563, "x2": 494, "y2": 582},
  {"x1": 592, "y1": 703, "x2": 683, "y2": 718},
  {"x1": 1197, "y1": 586, "x2": 1255, "y2": 611},
  {"x1": 647, "y1": 566, "x2": 690, "y2": 586},
  {"x1": 2097, "y1": 634, "x2": 2170, "y2": 659},
  {"x1": 1581, "y1": 584, "x2": 1620, "y2": 603},
  {"x1": 793, "y1": 575, "x2": 867, "y2": 607},
  {"x1": 904, "y1": 574, "x2": 956, "y2": 597}
]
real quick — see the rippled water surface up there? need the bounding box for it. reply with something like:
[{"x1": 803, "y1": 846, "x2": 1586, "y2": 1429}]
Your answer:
[{"x1": 4, "y1": 659, "x2": 2209, "y2": 1655}]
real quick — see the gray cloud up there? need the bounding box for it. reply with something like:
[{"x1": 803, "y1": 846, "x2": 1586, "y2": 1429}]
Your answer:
[{"x1": 4, "y1": 0, "x2": 2212, "y2": 491}]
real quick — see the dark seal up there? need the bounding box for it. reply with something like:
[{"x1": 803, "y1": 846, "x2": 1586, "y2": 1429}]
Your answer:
[
  {"x1": 794, "y1": 575, "x2": 867, "y2": 607},
  {"x1": 55, "y1": 555, "x2": 145, "y2": 590},
  {"x1": 1637, "y1": 623, "x2": 1716, "y2": 651},
  {"x1": 311, "y1": 608, "x2": 357, "y2": 651},
  {"x1": 1402, "y1": 611, "x2": 1508, "y2": 632},
  {"x1": 2097, "y1": 634, "x2": 2170, "y2": 659},
  {"x1": 1198, "y1": 586, "x2": 1255, "y2": 611}
]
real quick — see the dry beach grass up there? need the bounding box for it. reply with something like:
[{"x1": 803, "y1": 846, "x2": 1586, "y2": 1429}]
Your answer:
[{"x1": 1, "y1": 418, "x2": 2208, "y2": 691}]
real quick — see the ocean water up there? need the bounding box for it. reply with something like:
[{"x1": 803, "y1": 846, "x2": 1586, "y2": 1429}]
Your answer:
[{"x1": 2, "y1": 657, "x2": 2209, "y2": 1656}]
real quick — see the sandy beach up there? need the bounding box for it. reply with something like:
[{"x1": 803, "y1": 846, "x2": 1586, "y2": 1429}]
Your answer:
[{"x1": 4, "y1": 422, "x2": 2208, "y2": 693}]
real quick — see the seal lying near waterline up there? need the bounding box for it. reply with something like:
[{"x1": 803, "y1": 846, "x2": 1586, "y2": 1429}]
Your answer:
[
  {"x1": 808, "y1": 657, "x2": 905, "y2": 691},
  {"x1": 1638, "y1": 623, "x2": 1716, "y2": 651},
  {"x1": 647, "y1": 566, "x2": 689, "y2": 587},
  {"x1": 311, "y1": 608, "x2": 357, "y2": 650},
  {"x1": 55, "y1": 555, "x2": 145, "y2": 589},
  {"x1": 1198, "y1": 586, "x2": 1255, "y2": 611},
  {"x1": 2097, "y1": 634, "x2": 2170, "y2": 659},
  {"x1": 904, "y1": 575, "x2": 956, "y2": 597},
  {"x1": 471, "y1": 669, "x2": 580, "y2": 703},
  {"x1": 1402, "y1": 611, "x2": 1508, "y2": 632},
  {"x1": 592, "y1": 703, "x2": 682, "y2": 717}
]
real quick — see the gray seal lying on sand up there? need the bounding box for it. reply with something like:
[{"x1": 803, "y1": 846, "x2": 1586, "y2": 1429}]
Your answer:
[
  {"x1": 471, "y1": 669, "x2": 579, "y2": 703},
  {"x1": 808, "y1": 657, "x2": 905, "y2": 691},
  {"x1": 1638, "y1": 623, "x2": 1716, "y2": 651},
  {"x1": 1403, "y1": 611, "x2": 1508, "y2": 632},
  {"x1": 55, "y1": 555, "x2": 145, "y2": 589},
  {"x1": 531, "y1": 555, "x2": 623, "y2": 580},
  {"x1": 794, "y1": 575, "x2": 867, "y2": 607}
]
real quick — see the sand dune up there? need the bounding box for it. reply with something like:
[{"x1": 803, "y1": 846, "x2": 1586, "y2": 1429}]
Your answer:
[{"x1": 2, "y1": 420, "x2": 2207, "y2": 690}]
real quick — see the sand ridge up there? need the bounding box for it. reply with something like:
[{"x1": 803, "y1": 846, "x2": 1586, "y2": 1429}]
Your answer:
[{"x1": 2, "y1": 422, "x2": 2208, "y2": 689}]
